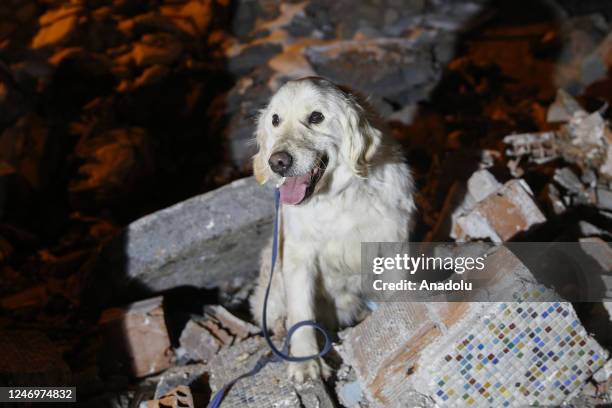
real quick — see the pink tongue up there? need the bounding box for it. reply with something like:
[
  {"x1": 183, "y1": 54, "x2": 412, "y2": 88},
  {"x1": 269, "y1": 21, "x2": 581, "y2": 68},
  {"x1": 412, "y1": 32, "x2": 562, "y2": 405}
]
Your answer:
[{"x1": 279, "y1": 174, "x2": 311, "y2": 205}]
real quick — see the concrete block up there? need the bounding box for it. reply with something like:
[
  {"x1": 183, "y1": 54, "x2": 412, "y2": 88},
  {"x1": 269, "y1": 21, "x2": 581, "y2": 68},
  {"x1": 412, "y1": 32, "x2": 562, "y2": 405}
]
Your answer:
[
  {"x1": 207, "y1": 336, "x2": 334, "y2": 407},
  {"x1": 452, "y1": 179, "x2": 546, "y2": 242},
  {"x1": 99, "y1": 296, "x2": 172, "y2": 378},
  {"x1": 95, "y1": 177, "x2": 274, "y2": 302},
  {"x1": 179, "y1": 320, "x2": 222, "y2": 363},
  {"x1": 341, "y1": 247, "x2": 608, "y2": 407}
]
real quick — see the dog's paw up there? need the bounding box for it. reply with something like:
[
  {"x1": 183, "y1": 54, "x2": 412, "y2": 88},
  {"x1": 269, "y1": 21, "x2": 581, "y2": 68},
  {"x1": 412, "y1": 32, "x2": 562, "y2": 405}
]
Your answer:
[{"x1": 288, "y1": 359, "x2": 331, "y2": 383}]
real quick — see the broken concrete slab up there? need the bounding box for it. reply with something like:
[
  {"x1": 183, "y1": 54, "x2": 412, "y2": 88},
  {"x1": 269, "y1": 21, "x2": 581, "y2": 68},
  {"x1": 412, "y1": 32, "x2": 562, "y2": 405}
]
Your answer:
[
  {"x1": 340, "y1": 247, "x2": 608, "y2": 407},
  {"x1": 208, "y1": 337, "x2": 301, "y2": 407},
  {"x1": 554, "y1": 167, "x2": 597, "y2": 207},
  {"x1": 547, "y1": 88, "x2": 585, "y2": 123},
  {"x1": 452, "y1": 177, "x2": 546, "y2": 242},
  {"x1": 96, "y1": 177, "x2": 274, "y2": 302},
  {"x1": 179, "y1": 320, "x2": 222, "y2": 364},
  {"x1": 207, "y1": 336, "x2": 334, "y2": 407},
  {"x1": 154, "y1": 363, "x2": 208, "y2": 400},
  {"x1": 99, "y1": 296, "x2": 172, "y2": 378}
]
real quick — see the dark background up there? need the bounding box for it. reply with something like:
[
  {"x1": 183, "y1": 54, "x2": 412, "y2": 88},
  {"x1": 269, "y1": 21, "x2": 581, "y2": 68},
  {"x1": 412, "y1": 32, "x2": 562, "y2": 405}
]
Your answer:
[{"x1": 0, "y1": 0, "x2": 611, "y2": 405}]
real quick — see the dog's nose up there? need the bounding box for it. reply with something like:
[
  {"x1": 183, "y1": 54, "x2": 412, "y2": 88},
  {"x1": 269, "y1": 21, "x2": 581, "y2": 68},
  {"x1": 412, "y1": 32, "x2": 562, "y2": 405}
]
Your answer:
[{"x1": 268, "y1": 151, "x2": 293, "y2": 176}]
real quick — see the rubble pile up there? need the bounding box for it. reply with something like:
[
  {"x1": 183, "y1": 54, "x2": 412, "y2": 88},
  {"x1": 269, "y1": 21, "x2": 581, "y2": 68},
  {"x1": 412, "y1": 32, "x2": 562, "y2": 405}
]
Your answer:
[{"x1": 1, "y1": 0, "x2": 612, "y2": 407}]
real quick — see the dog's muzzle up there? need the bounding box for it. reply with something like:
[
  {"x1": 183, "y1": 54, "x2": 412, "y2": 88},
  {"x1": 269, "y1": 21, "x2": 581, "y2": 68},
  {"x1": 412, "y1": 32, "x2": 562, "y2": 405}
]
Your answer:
[{"x1": 274, "y1": 154, "x2": 328, "y2": 205}]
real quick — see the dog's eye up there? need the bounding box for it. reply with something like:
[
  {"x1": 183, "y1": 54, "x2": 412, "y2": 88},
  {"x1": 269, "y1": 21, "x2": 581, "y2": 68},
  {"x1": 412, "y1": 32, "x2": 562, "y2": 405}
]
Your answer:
[
  {"x1": 308, "y1": 111, "x2": 324, "y2": 124},
  {"x1": 272, "y1": 114, "x2": 280, "y2": 127}
]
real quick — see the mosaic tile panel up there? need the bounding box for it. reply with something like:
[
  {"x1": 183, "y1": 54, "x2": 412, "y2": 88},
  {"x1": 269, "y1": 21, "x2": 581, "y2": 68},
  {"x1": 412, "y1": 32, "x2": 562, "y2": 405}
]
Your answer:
[{"x1": 422, "y1": 302, "x2": 607, "y2": 407}]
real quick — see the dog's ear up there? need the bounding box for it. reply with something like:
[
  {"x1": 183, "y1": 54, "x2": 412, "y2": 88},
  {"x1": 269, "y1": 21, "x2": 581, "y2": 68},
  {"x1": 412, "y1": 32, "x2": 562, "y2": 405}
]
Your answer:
[
  {"x1": 343, "y1": 98, "x2": 382, "y2": 177},
  {"x1": 253, "y1": 113, "x2": 270, "y2": 185},
  {"x1": 253, "y1": 150, "x2": 269, "y2": 185}
]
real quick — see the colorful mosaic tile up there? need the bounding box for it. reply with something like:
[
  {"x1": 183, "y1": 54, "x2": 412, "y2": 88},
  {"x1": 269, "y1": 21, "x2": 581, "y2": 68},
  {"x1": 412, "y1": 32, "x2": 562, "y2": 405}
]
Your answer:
[{"x1": 421, "y1": 302, "x2": 607, "y2": 407}]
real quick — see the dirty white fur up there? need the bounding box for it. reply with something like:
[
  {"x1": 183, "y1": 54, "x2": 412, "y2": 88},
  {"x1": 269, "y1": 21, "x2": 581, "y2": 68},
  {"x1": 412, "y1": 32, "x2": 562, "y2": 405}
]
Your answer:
[{"x1": 249, "y1": 77, "x2": 415, "y2": 382}]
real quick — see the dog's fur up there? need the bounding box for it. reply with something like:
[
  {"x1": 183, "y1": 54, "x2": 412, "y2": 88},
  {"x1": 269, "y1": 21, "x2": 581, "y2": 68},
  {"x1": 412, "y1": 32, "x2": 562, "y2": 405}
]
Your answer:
[{"x1": 249, "y1": 77, "x2": 415, "y2": 382}]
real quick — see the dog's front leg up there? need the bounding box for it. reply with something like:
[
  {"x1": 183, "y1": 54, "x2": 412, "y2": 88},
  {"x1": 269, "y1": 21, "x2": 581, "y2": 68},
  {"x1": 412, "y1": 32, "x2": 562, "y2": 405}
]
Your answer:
[{"x1": 283, "y1": 248, "x2": 331, "y2": 382}]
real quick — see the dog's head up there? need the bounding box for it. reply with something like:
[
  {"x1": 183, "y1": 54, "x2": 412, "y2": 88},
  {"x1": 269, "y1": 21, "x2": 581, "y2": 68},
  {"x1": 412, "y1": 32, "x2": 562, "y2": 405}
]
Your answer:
[{"x1": 253, "y1": 77, "x2": 382, "y2": 205}]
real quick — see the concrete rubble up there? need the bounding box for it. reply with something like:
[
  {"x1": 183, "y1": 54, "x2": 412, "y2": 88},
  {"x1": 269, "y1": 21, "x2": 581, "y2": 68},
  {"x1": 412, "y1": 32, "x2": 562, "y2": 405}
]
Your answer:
[
  {"x1": 450, "y1": 170, "x2": 547, "y2": 243},
  {"x1": 207, "y1": 336, "x2": 335, "y2": 408},
  {"x1": 338, "y1": 247, "x2": 608, "y2": 407},
  {"x1": 178, "y1": 305, "x2": 259, "y2": 364},
  {"x1": 93, "y1": 177, "x2": 274, "y2": 303},
  {"x1": 504, "y1": 89, "x2": 612, "y2": 181}
]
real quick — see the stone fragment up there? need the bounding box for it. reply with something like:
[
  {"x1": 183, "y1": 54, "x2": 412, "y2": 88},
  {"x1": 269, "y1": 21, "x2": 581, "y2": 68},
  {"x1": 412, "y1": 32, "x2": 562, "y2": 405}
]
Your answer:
[
  {"x1": 99, "y1": 296, "x2": 172, "y2": 378},
  {"x1": 557, "y1": 110, "x2": 610, "y2": 173},
  {"x1": 597, "y1": 186, "x2": 612, "y2": 211},
  {"x1": 553, "y1": 167, "x2": 597, "y2": 207},
  {"x1": 178, "y1": 306, "x2": 259, "y2": 363},
  {"x1": 179, "y1": 320, "x2": 222, "y2": 363},
  {"x1": 452, "y1": 176, "x2": 546, "y2": 243},
  {"x1": 547, "y1": 88, "x2": 584, "y2": 123},
  {"x1": 32, "y1": 14, "x2": 79, "y2": 49}
]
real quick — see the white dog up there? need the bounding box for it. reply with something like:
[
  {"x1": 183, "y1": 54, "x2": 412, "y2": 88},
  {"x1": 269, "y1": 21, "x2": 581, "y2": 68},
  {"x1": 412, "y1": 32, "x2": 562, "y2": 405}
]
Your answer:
[{"x1": 249, "y1": 77, "x2": 415, "y2": 382}]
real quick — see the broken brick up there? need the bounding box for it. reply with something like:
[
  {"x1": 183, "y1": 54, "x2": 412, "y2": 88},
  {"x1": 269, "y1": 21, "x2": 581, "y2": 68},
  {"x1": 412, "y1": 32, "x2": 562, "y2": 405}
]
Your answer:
[
  {"x1": 452, "y1": 178, "x2": 546, "y2": 242},
  {"x1": 142, "y1": 385, "x2": 194, "y2": 408},
  {"x1": 99, "y1": 296, "x2": 172, "y2": 378}
]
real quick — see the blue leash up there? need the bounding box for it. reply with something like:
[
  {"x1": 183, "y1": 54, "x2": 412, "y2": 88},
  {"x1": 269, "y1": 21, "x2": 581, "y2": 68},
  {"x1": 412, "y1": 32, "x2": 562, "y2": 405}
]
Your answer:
[{"x1": 208, "y1": 188, "x2": 332, "y2": 408}]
